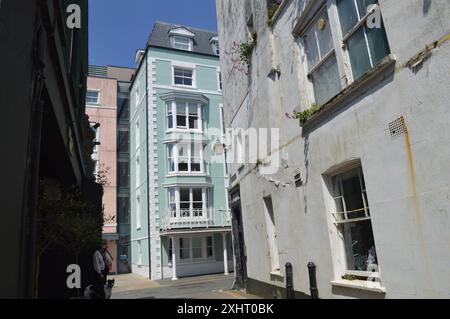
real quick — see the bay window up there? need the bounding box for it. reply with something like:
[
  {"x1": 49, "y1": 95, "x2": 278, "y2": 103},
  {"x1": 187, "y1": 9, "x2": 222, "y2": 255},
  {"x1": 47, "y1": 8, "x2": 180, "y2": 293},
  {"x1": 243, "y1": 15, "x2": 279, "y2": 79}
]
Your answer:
[
  {"x1": 166, "y1": 101, "x2": 203, "y2": 131},
  {"x1": 168, "y1": 188, "x2": 176, "y2": 218},
  {"x1": 167, "y1": 142, "x2": 205, "y2": 174},
  {"x1": 167, "y1": 187, "x2": 209, "y2": 219},
  {"x1": 192, "y1": 237, "x2": 203, "y2": 259},
  {"x1": 171, "y1": 236, "x2": 215, "y2": 262}
]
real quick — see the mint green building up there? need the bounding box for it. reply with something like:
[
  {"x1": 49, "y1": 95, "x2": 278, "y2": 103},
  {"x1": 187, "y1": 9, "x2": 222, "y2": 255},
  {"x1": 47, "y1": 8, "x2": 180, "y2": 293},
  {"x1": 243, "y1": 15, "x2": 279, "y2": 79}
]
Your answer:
[{"x1": 129, "y1": 22, "x2": 232, "y2": 280}]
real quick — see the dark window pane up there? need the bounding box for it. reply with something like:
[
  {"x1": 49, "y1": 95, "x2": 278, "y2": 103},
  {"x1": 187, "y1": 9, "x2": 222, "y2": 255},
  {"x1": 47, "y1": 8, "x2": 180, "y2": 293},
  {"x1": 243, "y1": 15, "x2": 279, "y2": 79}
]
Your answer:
[
  {"x1": 177, "y1": 116, "x2": 186, "y2": 127},
  {"x1": 310, "y1": 54, "x2": 341, "y2": 106},
  {"x1": 316, "y1": 10, "x2": 334, "y2": 57},
  {"x1": 118, "y1": 197, "x2": 130, "y2": 223},
  {"x1": 175, "y1": 77, "x2": 183, "y2": 85},
  {"x1": 118, "y1": 131, "x2": 129, "y2": 153},
  {"x1": 336, "y1": 0, "x2": 359, "y2": 35},
  {"x1": 347, "y1": 28, "x2": 371, "y2": 80},
  {"x1": 180, "y1": 189, "x2": 190, "y2": 202},
  {"x1": 304, "y1": 30, "x2": 319, "y2": 71},
  {"x1": 366, "y1": 24, "x2": 390, "y2": 66},
  {"x1": 193, "y1": 189, "x2": 202, "y2": 201},
  {"x1": 118, "y1": 162, "x2": 129, "y2": 188},
  {"x1": 342, "y1": 220, "x2": 377, "y2": 271}
]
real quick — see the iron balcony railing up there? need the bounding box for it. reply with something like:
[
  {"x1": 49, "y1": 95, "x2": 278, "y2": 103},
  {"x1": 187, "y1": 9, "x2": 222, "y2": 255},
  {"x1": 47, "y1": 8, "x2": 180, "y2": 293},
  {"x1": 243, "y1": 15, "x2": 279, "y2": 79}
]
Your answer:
[{"x1": 161, "y1": 208, "x2": 231, "y2": 231}]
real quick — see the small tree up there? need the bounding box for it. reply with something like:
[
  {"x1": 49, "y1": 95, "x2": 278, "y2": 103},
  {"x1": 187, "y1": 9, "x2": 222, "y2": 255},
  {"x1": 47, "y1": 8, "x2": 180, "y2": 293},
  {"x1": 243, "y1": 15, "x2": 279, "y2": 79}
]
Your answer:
[{"x1": 36, "y1": 179, "x2": 103, "y2": 298}]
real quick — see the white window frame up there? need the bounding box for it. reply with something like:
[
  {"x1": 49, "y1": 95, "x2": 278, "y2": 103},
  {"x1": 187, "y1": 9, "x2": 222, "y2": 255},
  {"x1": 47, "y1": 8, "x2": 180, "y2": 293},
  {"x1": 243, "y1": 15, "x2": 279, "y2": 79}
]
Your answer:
[
  {"x1": 324, "y1": 163, "x2": 381, "y2": 282},
  {"x1": 172, "y1": 66, "x2": 196, "y2": 88},
  {"x1": 166, "y1": 101, "x2": 203, "y2": 133},
  {"x1": 211, "y1": 40, "x2": 220, "y2": 55},
  {"x1": 171, "y1": 35, "x2": 193, "y2": 51},
  {"x1": 217, "y1": 71, "x2": 223, "y2": 92},
  {"x1": 135, "y1": 155, "x2": 140, "y2": 189},
  {"x1": 176, "y1": 236, "x2": 215, "y2": 263},
  {"x1": 137, "y1": 240, "x2": 142, "y2": 266},
  {"x1": 135, "y1": 119, "x2": 140, "y2": 150},
  {"x1": 86, "y1": 89, "x2": 101, "y2": 105},
  {"x1": 90, "y1": 123, "x2": 101, "y2": 178},
  {"x1": 297, "y1": 0, "x2": 389, "y2": 107},
  {"x1": 167, "y1": 142, "x2": 205, "y2": 174},
  {"x1": 167, "y1": 187, "x2": 208, "y2": 220},
  {"x1": 136, "y1": 195, "x2": 141, "y2": 230},
  {"x1": 331, "y1": 167, "x2": 370, "y2": 224}
]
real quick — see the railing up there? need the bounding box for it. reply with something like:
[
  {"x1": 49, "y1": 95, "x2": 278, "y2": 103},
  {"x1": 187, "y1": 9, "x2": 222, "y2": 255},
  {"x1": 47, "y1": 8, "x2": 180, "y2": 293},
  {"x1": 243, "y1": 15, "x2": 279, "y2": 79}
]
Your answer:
[{"x1": 161, "y1": 209, "x2": 231, "y2": 231}]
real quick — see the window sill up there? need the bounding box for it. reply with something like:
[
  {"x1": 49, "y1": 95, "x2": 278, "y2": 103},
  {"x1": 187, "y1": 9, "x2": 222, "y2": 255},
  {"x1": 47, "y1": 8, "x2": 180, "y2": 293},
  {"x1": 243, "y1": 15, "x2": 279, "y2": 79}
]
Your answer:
[
  {"x1": 270, "y1": 271, "x2": 284, "y2": 278},
  {"x1": 167, "y1": 173, "x2": 207, "y2": 177},
  {"x1": 331, "y1": 279, "x2": 386, "y2": 294},
  {"x1": 165, "y1": 129, "x2": 204, "y2": 135},
  {"x1": 301, "y1": 54, "x2": 397, "y2": 133},
  {"x1": 173, "y1": 84, "x2": 198, "y2": 90}
]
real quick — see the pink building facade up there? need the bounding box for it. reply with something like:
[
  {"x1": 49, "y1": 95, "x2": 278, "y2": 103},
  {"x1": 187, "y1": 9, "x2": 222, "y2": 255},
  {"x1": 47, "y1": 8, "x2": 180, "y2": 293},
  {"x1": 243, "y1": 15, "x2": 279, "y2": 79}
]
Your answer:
[{"x1": 86, "y1": 76, "x2": 119, "y2": 274}]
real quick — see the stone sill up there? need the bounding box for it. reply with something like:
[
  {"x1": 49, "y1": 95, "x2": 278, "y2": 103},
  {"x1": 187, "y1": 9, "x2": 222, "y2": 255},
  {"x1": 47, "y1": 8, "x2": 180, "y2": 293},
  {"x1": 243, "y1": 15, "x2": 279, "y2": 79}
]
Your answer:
[
  {"x1": 301, "y1": 54, "x2": 397, "y2": 134},
  {"x1": 331, "y1": 279, "x2": 386, "y2": 294},
  {"x1": 270, "y1": 271, "x2": 284, "y2": 278}
]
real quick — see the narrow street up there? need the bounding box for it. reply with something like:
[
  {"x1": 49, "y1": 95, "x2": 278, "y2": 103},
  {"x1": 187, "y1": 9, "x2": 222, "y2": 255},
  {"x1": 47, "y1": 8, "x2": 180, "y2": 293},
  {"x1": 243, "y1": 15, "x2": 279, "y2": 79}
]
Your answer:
[{"x1": 111, "y1": 274, "x2": 260, "y2": 299}]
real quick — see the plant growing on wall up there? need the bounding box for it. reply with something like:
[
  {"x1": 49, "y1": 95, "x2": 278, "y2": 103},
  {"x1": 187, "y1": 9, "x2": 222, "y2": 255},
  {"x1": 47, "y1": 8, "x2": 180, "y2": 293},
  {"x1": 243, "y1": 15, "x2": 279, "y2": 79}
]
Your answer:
[
  {"x1": 285, "y1": 103, "x2": 320, "y2": 126},
  {"x1": 225, "y1": 33, "x2": 257, "y2": 74}
]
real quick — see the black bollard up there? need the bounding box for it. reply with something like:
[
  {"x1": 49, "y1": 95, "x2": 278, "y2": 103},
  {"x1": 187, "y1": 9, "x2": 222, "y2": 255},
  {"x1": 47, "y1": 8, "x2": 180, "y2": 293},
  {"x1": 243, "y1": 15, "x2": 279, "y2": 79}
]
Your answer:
[
  {"x1": 308, "y1": 262, "x2": 319, "y2": 299},
  {"x1": 285, "y1": 262, "x2": 294, "y2": 299}
]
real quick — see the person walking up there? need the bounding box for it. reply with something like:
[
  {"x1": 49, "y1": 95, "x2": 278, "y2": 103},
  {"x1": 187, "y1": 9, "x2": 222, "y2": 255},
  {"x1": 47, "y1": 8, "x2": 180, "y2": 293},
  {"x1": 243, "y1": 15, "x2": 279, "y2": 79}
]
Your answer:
[{"x1": 92, "y1": 241, "x2": 112, "y2": 299}]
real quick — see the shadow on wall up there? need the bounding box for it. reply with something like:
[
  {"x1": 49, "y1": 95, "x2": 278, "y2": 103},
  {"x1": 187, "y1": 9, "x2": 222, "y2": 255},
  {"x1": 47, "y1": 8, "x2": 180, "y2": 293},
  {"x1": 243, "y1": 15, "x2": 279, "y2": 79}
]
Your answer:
[
  {"x1": 423, "y1": 0, "x2": 432, "y2": 16},
  {"x1": 331, "y1": 286, "x2": 386, "y2": 299}
]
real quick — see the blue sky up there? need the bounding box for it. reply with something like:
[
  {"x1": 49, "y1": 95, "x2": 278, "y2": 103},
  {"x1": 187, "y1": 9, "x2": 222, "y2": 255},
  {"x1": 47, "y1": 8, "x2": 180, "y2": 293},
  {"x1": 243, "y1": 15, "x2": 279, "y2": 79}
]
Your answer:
[{"x1": 88, "y1": 0, "x2": 218, "y2": 68}]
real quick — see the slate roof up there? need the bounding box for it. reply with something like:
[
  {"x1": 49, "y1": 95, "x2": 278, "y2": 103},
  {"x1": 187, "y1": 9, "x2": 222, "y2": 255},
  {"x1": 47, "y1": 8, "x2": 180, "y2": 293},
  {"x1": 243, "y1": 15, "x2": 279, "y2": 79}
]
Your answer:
[{"x1": 147, "y1": 21, "x2": 219, "y2": 57}]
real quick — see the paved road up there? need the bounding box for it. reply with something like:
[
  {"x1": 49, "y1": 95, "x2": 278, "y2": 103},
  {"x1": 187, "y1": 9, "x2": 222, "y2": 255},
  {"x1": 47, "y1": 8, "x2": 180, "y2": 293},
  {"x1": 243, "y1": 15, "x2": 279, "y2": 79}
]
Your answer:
[{"x1": 111, "y1": 273, "x2": 260, "y2": 299}]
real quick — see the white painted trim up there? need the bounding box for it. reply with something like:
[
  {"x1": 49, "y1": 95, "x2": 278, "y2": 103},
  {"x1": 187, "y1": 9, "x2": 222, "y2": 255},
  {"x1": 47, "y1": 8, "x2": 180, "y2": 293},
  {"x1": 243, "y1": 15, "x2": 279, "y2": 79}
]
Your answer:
[
  {"x1": 155, "y1": 84, "x2": 222, "y2": 97},
  {"x1": 172, "y1": 64, "x2": 197, "y2": 88},
  {"x1": 331, "y1": 280, "x2": 386, "y2": 293},
  {"x1": 86, "y1": 89, "x2": 101, "y2": 105},
  {"x1": 86, "y1": 105, "x2": 116, "y2": 110},
  {"x1": 156, "y1": 58, "x2": 218, "y2": 70},
  {"x1": 161, "y1": 228, "x2": 231, "y2": 237},
  {"x1": 169, "y1": 27, "x2": 195, "y2": 38}
]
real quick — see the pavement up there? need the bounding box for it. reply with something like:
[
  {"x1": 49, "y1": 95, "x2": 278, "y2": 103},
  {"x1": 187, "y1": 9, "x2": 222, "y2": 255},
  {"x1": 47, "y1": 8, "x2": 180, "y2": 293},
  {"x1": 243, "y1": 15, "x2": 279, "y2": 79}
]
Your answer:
[{"x1": 110, "y1": 273, "x2": 261, "y2": 299}]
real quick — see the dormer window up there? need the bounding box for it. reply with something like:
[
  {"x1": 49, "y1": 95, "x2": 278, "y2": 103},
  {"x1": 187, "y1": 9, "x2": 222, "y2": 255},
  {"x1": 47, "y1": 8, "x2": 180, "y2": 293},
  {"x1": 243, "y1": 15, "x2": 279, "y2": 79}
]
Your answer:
[
  {"x1": 173, "y1": 36, "x2": 191, "y2": 51},
  {"x1": 210, "y1": 36, "x2": 220, "y2": 55},
  {"x1": 169, "y1": 27, "x2": 195, "y2": 52}
]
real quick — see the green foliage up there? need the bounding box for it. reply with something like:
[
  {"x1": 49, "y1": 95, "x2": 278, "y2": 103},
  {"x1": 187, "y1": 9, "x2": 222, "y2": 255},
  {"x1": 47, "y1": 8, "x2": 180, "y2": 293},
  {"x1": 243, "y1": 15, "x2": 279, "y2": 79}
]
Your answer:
[
  {"x1": 240, "y1": 41, "x2": 255, "y2": 66},
  {"x1": 342, "y1": 274, "x2": 358, "y2": 281},
  {"x1": 267, "y1": 3, "x2": 280, "y2": 26},
  {"x1": 239, "y1": 33, "x2": 257, "y2": 66},
  {"x1": 37, "y1": 179, "x2": 104, "y2": 258},
  {"x1": 293, "y1": 103, "x2": 319, "y2": 125}
]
